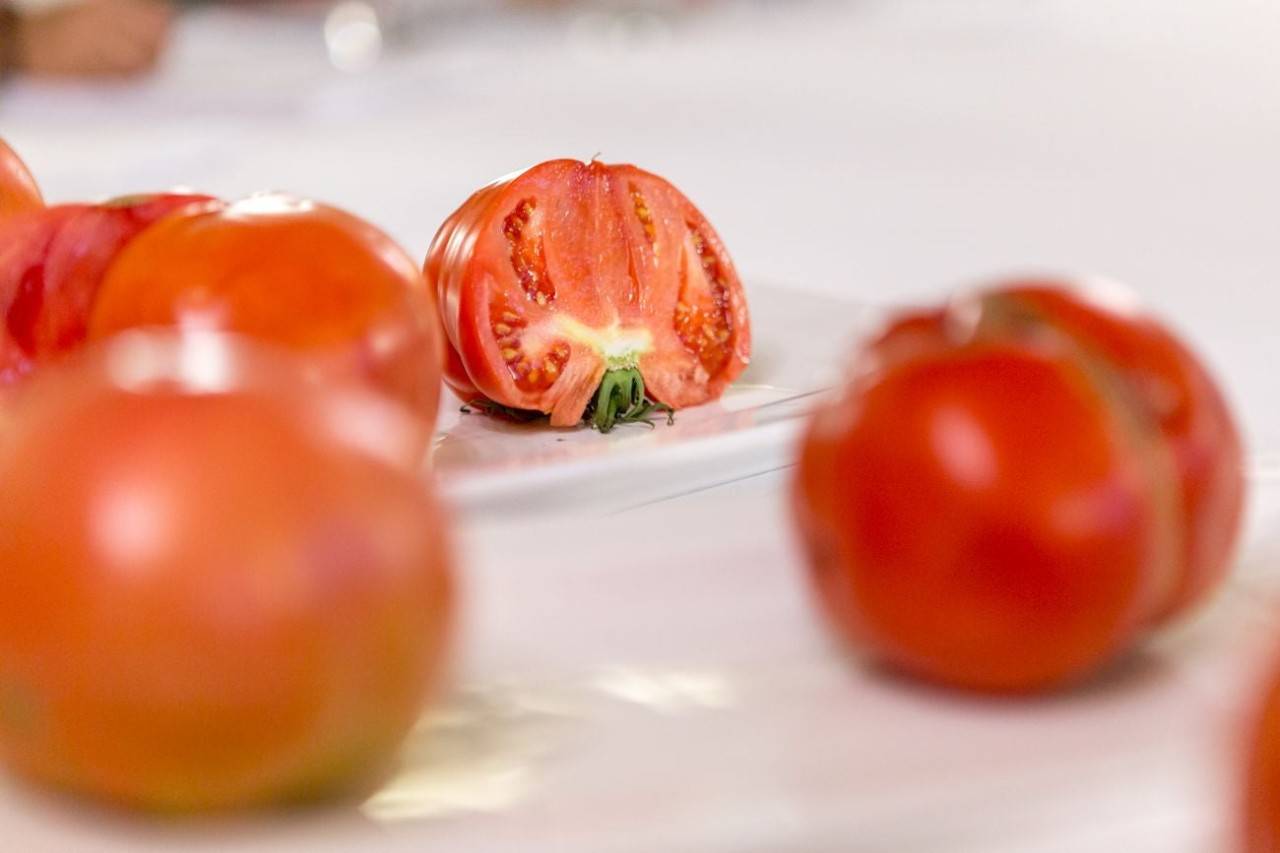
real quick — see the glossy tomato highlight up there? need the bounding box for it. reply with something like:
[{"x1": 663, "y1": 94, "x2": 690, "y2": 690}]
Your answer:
[
  {"x1": 0, "y1": 332, "x2": 454, "y2": 811},
  {"x1": 0, "y1": 139, "x2": 42, "y2": 220},
  {"x1": 0, "y1": 194, "x2": 215, "y2": 383},
  {"x1": 426, "y1": 159, "x2": 750, "y2": 429},
  {"x1": 91, "y1": 195, "x2": 444, "y2": 432}
]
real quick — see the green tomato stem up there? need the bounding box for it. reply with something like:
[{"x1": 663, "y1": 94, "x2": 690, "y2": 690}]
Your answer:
[{"x1": 588, "y1": 368, "x2": 675, "y2": 433}]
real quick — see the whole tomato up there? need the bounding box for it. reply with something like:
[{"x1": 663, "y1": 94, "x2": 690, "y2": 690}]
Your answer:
[
  {"x1": 793, "y1": 280, "x2": 1241, "y2": 692},
  {"x1": 962, "y1": 282, "x2": 1244, "y2": 624},
  {"x1": 0, "y1": 194, "x2": 215, "y2": 383},
  {"x1": 0, "y1": 332, "x2": 454, "y2": 811},
  {"x1": 0, "y1": 139, "x2": 42, "y2": 220},
  {"x1": 795, "y1": 334, "x2": 1176, "y2": 692},
  {"x1": 90, "y1": 194, "x2": 445, "y2": 433}
]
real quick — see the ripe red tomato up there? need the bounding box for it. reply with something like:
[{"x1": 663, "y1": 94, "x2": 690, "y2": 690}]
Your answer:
[
  {"x1": 795, "y1": 335, "x2": 1176, "y2": 691},
  {"x1": 962, "y1": 282, "x2": 1244, "y2": 623},
  {"x1": 793, "y1": 281, "x2": 1242, "y2": 692},
  {"x1": 1245, "y1": 655, "x2": 1280, "y2": 852},
  {"x1": 0, "y1": 332, "x2": 454, "y2": 811},
  {"x1": 0, "y1": 194, "x2": 215, "y2": 383},
  {"x1": 91, "y1": 195, "x2": 444, "y2": 431},
  {"x1": 0, "y1": 139, "x2": 42, "y2": 220},
  {"x1": 425, "y1": 159, "x2": 750, "y2": 429}
]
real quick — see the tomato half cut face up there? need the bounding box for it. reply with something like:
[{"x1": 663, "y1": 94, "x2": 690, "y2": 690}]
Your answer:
[
  {"x1": 0, "y1": 139, "x2": 42, "y2": 221},
  {"x1": 425, "y1": 159, "x2": 751, "y2": 428}
]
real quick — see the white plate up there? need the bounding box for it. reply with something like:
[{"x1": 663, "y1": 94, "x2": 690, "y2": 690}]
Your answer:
[{"x1": 433, "y1": 284, "x2": 874, "y2": 517}]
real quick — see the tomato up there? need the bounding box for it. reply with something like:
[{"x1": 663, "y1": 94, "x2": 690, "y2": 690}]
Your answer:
[
  {"x1": 961, "y1": 281, "x2": 1244, "y2": 624},
  {"x1": 0, "y1": 194, "x2": 215, "y2": 384},
  {"x1": 0, "y1": 331, "x2": 454, "y2": 811},
  {"x1": 1245, "y1": 654, "x2": 1280, "y2": 852},
  {"x1": 425, "y1": 159, "x2": 750, "y2": 429},
  {"x1": 91, "y1": 195, "x2": 444, "y2": 432},
  {"x1": 794, "y1": 280, "x2": 1244, "y2": 691},
  {"x1": 0, "y1": 140, "x2": 42, "y2": 221},
  {"x1": 794, "y1": 323, "x2": 1178, "y2": 691}
]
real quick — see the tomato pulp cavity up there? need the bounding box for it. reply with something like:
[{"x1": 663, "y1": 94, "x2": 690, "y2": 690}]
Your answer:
[{"x1": 425, "y1": 159, "x2": 751, "y2": 430}]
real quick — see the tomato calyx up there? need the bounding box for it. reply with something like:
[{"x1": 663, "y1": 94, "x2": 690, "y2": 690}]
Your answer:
[
  {"x1": 585, "y1": 367, "x2": 674, "y2": 433},
  {"x1": 460, "y1": 367, "x2": 677, "y2": 433}
]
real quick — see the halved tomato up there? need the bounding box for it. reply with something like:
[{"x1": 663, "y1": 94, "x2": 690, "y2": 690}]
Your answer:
[
  {"x1": 0, "y1": 194, "x2": 215, "y2": 384},
  {"x1": 0, "y1": 139, "x2": 42, "y2": 221},
  {"x1": 425, "y1": 159, "x2": 751, "y2": 429}
]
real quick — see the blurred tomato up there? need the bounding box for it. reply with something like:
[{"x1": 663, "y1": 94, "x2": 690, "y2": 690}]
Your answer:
[
  {"x1": 91, "y1": 195, "x2": 445, "y2": 431},
  {"x1": 1246, "y1": 654, "x2": 1280, "y2": 852},
  {"x1": 0, "y1": 194, "x2": 214, "y2": 383},
  {"x1": 795, "y1": 332, "x2": 1176, "y2": 692},
  {"x1": 0, "y1": 140, "x2": 42, "y2": 221},
  {"x1": 0, "y1": 332, "x2": 454, "y2": 811},
  {"x1": 965, "y1": 282, "x2": 1244, "y2": 624},
  {"x1": 793, "y1": 280, "x2": 1241, "y2": 692}
]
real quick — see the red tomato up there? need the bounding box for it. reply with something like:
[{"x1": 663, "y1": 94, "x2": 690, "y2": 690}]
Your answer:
[
  {"x1": 795, "y1": 325, "x2": 1178, "y2": 691},
  {"x1": 1245, "y1": 655, "x2": 1280, "y2": 852},
  {"x1": 425, "y1": 159, "x2": 750, "y2": 428},
  {"x1": 962, "y1": 282, "x2": 1244, "y2": 624},
  {"x1": 0, "y1": 332, "x2": 454, "y2": 811},
  {"x1": 0, "y1": 140, "x2": 42, "y2": 220},
  {"x1": 794, "y1": 281, "x2": 1245, "y2": 691},
  {"x1": 0, "y1": 194, "x2": 215, "y2": 383},
  {"x1": 90, "y1": 195, "x2": 444, "y2": 432}
]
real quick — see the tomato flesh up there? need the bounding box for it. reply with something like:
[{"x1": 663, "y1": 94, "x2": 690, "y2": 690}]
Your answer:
[
  {"x1": 425, "y1": 159, "x2": 750, "y2": 426},
  {"x1": 0, "y1": 333, "x2": 453, "y2": 811},
  {"x1": 0, "y1": 195, "x2": 215, "y2": 383},
  {"x1": 0, "y1": 139, "x2": 42, "y2": 221},
  {"x1": 90, "y1": 195, "x2": 445, "y2": 432}
]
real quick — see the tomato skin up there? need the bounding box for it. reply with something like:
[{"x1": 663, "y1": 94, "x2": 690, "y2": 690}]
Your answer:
[
  {"x1": 1245, "y1": 657, "x2": 1280, "y2": 852},
  {"x1": 425, "y1": 159, "x2": 750, "y2": 426},
  {"x1": 794, "y1": 333, "x2": 1176, "y2": 692},
  {"x1": 968, "y1": 282, "x2": 1244, "y2": 623},
  {"x1": 0, "y1": 333, "x2": 454, "y2": 811},
  {"x1": 0, "y1": 140, "x2": 42, "y2": 221},
  {"x1": 91, "y1": 195, "x2": 444, "y2": 433},
  {"x1": 0, "y1": 194, "x2": 215, "y2": 383}
]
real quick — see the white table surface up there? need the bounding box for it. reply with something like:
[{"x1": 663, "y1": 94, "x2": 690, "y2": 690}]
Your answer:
[{"x1": 2, "y1": 1, "x2": 1280, "y2": 850}]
